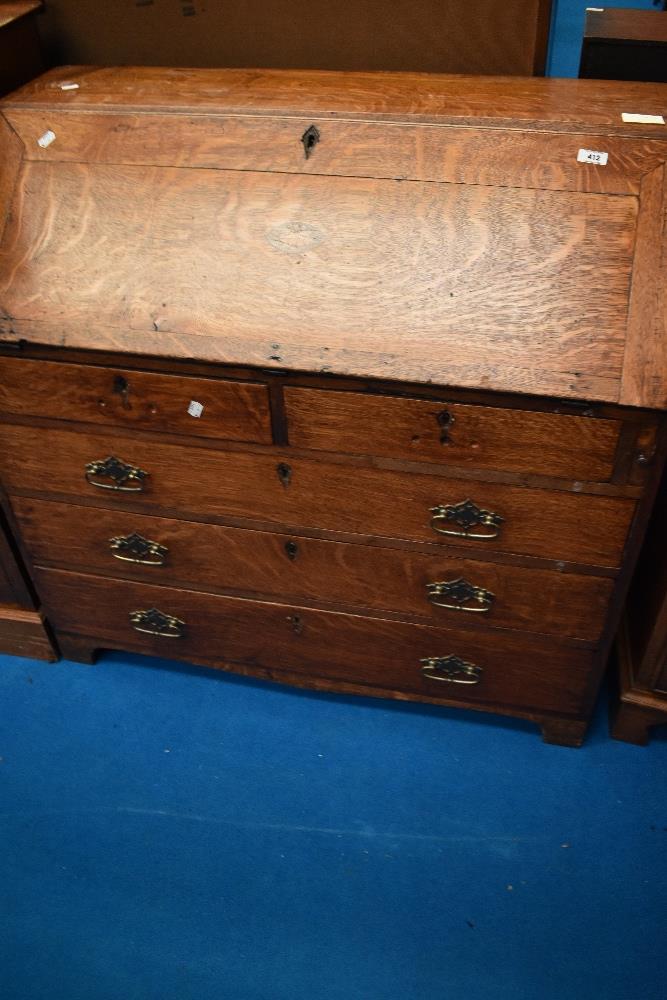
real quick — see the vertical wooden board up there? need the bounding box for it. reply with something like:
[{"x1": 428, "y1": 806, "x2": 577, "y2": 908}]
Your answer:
[
  {"x1": 621, "y1": 164, "x2": 667, "y2": 409},
  {"x1": 0, "y1": 113, "x2": 23, "y2": 248}
]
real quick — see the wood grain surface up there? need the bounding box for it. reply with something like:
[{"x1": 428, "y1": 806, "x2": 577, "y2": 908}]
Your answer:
[
  {"x1": 0, "y1": 423, "x2": 636, "y2": 566},
  {"x1": 0, "y1": 162, "x2": 638, "y2": 402},
  {"x1": 35, "y1": 566, "x2": 595, "y2": 716},
  {"x1": 6, "y1": 68, "x2": 667, "y2": 136},
  {"x1": 284, "y1": 387, "x2": 621, "y2": 481},
  {"x1": 6, "y1": 109, "x2": 666, "y2": 197},
  {"x1": 0, "y1": 357, "x2": 273, "y2": 443},
  {"x1": 14, "y1": 497, "x2": 613, "y2": 642}
]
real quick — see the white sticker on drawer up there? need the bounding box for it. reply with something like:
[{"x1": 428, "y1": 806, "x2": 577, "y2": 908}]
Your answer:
[
  {"x1": 187, "y1": 400, "x2": 204, "y2": 418},
  {"x1": 37, "y1": 130, "x2": 56, "y2": 148},
  {"x1": 577, "y1": 148, "x2": 608, "y2": 165},
  {"x1": 621, "y1": 113, "x2": 665, "y2": 125}
]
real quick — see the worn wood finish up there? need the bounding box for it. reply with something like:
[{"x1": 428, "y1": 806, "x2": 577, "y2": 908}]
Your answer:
[
  {"x1": 0, "y1": 605, "x2": 55, "y2": 661},
  {"x1": 284, "y1": 387, "x2": 622, "y2": 481},
  {"x1": 6, "y1": 68, "x2": 667, "y2": 136},
  {"x1": 0, "y1": 357, "x2": 273, "y2": 443},
  {"x1": 0, "y1": 423, "x2": 637, "y2": 567},
  {"x1": 7, "y1": 109, "x2": 667, "y2": 197},
  {"x1": 2, "y1": 70, "x2": 667, "y2": 742},
  {"x1": 0, "y1": 161, "x2": 639, "y2": 403},
  {"x1": 35, "y1": 566, "x2": 595, "y2": 717},
  {"x1": 13, "y1": 498, "x2": 613, "y2": 642}
]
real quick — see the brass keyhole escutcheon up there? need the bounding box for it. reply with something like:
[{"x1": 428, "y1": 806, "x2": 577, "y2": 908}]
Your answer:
[{"x1": 277, "y1": 462, "x2": 292, "y2": 488}]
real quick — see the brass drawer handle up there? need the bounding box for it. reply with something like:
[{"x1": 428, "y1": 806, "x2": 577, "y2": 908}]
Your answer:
[
  {"x1": 85, "y1": 455, "x2": 148, "y2": 492},
  {"x1": 421, "y1": 655, "x2": 482, "y2": 685},
  {"x1": 430, "y1": 499, "x2": 503, "y2": 540},
  {"x1": 110, "y1": 532, "x2": 168, "y2": 566},
  {"x1": 130, "y1": 608, "x2": 185, "y2": 638},
  {"x1": 427, "y1": 577, "x2": 494, "y2": 613}
]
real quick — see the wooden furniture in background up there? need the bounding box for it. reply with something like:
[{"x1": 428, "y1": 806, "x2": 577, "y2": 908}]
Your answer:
[
  {"x1": 0, "y1": 2, "x2": 43, "y2": 97},
  {"x1": 35, "y1": 0, "x2": 553, "y2": 76},
  {"x1": 612, "y1": 471, "x2": 667, "y2": 744},
  {"x1": 2, "y1": 68, "x2": 667, "y2": 744},
  {"x1": 0, "y1": 502, "x2": 55, "y2": 661},
  {"x1": 580, "y1": 8, "x2": 667, "y2": 82}
]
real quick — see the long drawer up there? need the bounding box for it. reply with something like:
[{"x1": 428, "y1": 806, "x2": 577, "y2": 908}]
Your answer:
[
  {"x1": 0, "y1": 423, "x2": 635, "y2": 566},
  {"x1": 15, "y1": 498, "x2": 613, "y2": 641},
  {"x1": 35, "y1": 567, "x2": 595, "y2": 716}
]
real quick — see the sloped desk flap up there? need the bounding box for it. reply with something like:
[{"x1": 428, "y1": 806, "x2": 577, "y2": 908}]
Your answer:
[{"x1": 1, "y1": 68, "x2": 666, "y2": 408}]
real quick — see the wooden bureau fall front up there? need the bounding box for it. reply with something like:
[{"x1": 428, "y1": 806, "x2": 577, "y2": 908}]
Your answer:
[{"x1": 1, "y1": 68, "x2": 667, "y2": 745}]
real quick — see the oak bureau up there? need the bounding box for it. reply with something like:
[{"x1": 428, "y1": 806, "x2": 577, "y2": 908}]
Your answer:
[{"x1": 1, "y1": 68, "x2": 667, "y2": 745}]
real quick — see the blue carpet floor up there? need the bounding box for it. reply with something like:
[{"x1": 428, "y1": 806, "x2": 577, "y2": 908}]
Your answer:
[{"x1": 1, "y1": 648, "x2": 665, "y2": 1000}]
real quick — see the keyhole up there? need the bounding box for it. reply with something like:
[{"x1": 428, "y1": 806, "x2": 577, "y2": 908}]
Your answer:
[
  {"x1": 301, "y1": 125, "x2": 320, "y2": 160},
  {"x1": 285, "y1": 540, "x2": 298, "y2": 561},
  {"x1": 277, "y1": 462, "x2": 292, "y2": 488},
  {"x1": 287, "y1": 614, "x2": 303, "y2": 635},
  {"x1": 113, "y1": 374, "x2": 131, "y2": 410},
  {"x1": 436, "y1": 409, "x2": 455, "y2": 444}
]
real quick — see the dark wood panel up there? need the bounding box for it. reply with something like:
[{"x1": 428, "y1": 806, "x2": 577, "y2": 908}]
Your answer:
[
  {"x1": 0, "y1": 424, "x2": 636, "y2": 566},
  {"x1": 284, "y1": 387, "x2": 622, "y2": 481},
  {"x1": 0, "y1": 605, "x2": 55, "y2": 660},
  {"x1": 35, "y1": 566, "x2": 595, "y2": 716},
  {"x1": 0, "y1": 357, "x2": 273, "y2": 443},
  {"x1": 14, "y1": 497, "x2": 613, "y2": 641}
]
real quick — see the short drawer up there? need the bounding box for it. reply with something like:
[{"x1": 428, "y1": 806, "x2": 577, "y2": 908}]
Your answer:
[
  {"x1": 16, "y1": 498, "x2": 613, "y2": 642},
  {"x1": 284, "y1": 387, "x2": 622, "y2": 481},
  {"x1": 0, "y1": 357, "x2": 272, "y2": 444},
  {"x1": 0, "y1": 424, "x2": 635, "y2": 567},
  {"x1": 36, "y1": 567, "x2": 595, "y2": 716}
]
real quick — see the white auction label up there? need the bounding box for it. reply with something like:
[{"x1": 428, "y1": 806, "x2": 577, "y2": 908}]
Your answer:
[
  {"x1": 577, "y1": 148, "x2": 608, "y2": 165},
  {"x1": 621, "y1": 113, "x2": 665, "y2": 125},
  {"x1": 187, "y1": 400, "x2": 204, "y2": 418}
]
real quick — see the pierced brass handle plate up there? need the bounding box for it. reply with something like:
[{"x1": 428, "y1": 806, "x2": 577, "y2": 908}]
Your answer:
[
  {"x1": 85, "y1": 455, "x2": 148, "y2": 492},
  {"x1": 430, "y1": 499, "x2": 503, "y2": 540},
  {"x1": 426, "y1": 577, "x2": 494, "y2": 613},
  {"x1": 130, "y1": 608, "x2": 185, "y2": 638},
  {"x1": 420, "y1": 655, "x2": 482, "y2": 685},
  {"x1": 110, "y1": 532, "x2": 168, "y2": 566}
]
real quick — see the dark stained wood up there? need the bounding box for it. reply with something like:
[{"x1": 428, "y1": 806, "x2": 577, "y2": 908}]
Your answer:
[
  {"x1": 540, "y1": 718, "x2": 587, "y2": 747},
  {"x1": 7, "y1": 108, "x2": 667, "y2": 197},
  {"x1": 13, "y1": 497, "x2": 614, "y2": 642},
  {"x1": 0, "y1": 161, "x2": 639, "y2": 404},
  {"x1": 580, "y1": 9, "x2": 667, "y2": 84},
  {"x1": 284, "y1": 387, "x2": 622, "y2": 481},
  {"x1": 0, "y1": 357, "x2": 273, "y2": 444},
  {"x1": 0, "y1": 2, "x2": 42, "y2": 98},
  {"x1": 5, "y1": 67, "x2": 667, "y2": 137},
  {"x1": 0, "y1": 113, "x2": 22, "y2": 245},
  {"x1": 35, "y1": 0, "x2": 550, "y2": 78},
  {"x1": 0, "y1": 605, "x2": 56, "y2": 660},
  {"x1": 0, "y1": 423, "x2": 637, "y2": 567},
  {"x1": 35, "y1": 566, "x2": 596, "y2": 717}
]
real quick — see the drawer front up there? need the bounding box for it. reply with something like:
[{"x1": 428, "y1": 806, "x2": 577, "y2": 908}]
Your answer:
[
  {"x1": 15, "y1": 498, "x2": 613, "y2": 642},
  {"x1": 0, "y1": 424, "x2": 635, "y2": 567},
  {"x1": 285, "y1": 387, "x2": 622, "y2": 482},
  {"x1": 0, "y1": 357, "x2": 273, "y2": 444},
  {"x1": 36, "y1": 567, "x2": 595, "y2": 716}
]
